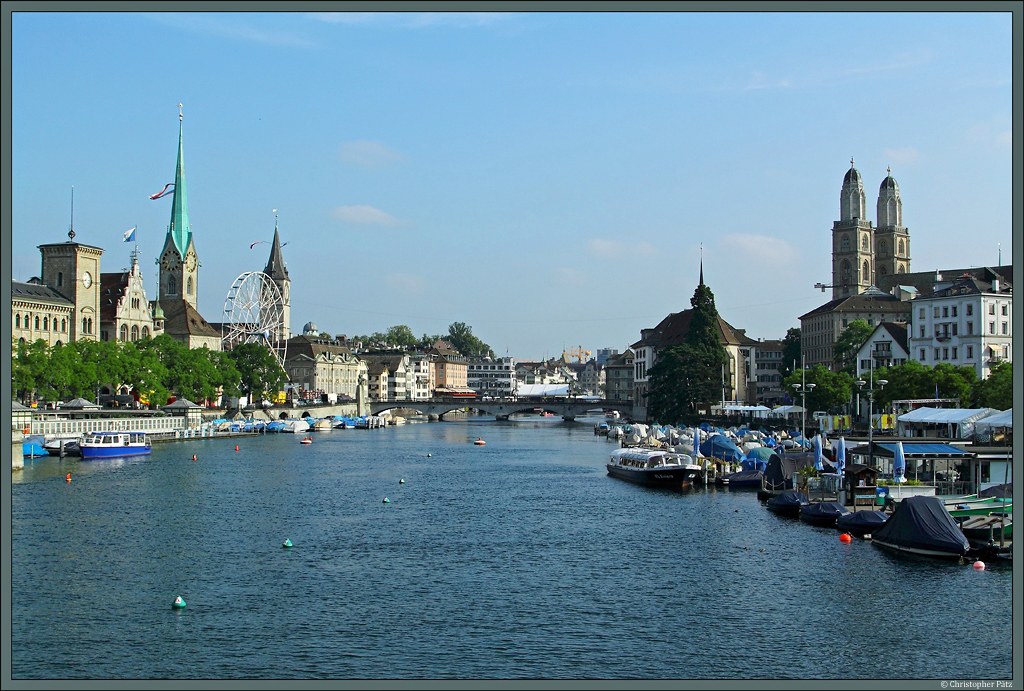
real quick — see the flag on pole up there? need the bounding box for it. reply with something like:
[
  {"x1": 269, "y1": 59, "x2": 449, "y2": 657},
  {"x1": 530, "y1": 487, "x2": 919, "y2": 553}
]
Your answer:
[
  {"x1": 123, "y1": 226, "x2": 137, "y2": 243},
  {"x1": 149, "y1": 183, "x2": 175, "y2": 200}
]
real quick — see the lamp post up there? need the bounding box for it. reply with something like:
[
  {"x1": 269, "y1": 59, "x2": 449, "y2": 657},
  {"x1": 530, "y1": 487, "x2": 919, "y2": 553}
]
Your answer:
[
  {"x1": 791, "y1": 380, "x2": 816, "y2": 447},
  {"x1": 854, "y1": 362, "x2": 888, "y2": 472}
]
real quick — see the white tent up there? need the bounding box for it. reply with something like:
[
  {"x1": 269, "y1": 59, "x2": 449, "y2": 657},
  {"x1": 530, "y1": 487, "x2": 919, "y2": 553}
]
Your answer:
[
  {"x1": 974, "y1": 409, "x2": 1013, "y2": 432},
  {"x1": 897, "y1": 407, "x2": 996, "y2": 439},
  {"x1": 516, "y1": 383, "x2": 571, "y2": 397}
]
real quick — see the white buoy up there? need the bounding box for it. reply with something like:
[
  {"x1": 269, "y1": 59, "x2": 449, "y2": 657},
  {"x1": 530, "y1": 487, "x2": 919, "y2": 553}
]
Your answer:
[
  {"x1": 383, "y1": 497, "x2": 390, "y2": 503},
  {"x1": 283, "y1": 538, "x2": 293, "y2": 548},
  {"x1": 427, "y1": 453, "x2": 431, "y2": 457},
  {"x1": 172, "y1": 595, "x2": 186, "y2": 609},
  {"x1": 399, "y1": 478, "x2": 405, "y2": 484}
]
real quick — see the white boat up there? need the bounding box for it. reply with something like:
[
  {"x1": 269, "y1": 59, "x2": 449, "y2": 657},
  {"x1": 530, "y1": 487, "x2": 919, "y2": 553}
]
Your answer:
[
  {"x1": 606, "y1": 447, "x2": 701, "y2": 489},
  {"x1": 285, "y1": 419, "x2": 311, "y2": 433}
]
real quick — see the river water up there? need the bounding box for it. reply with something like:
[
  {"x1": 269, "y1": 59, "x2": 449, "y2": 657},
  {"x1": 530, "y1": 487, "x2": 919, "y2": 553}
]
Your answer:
[{"x1": 10, "y1": 416, "x2": 1013, "y2": 680}]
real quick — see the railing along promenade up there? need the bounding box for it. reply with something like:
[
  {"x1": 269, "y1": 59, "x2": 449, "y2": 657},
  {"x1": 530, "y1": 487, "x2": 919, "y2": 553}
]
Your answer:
[{"x1": 25, "y1": 415, "x2": 187, "y2": 438}]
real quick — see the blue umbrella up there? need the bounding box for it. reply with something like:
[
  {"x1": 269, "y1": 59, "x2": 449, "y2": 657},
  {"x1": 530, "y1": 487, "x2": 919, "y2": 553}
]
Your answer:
[
  {"x1": 812, "y1": 434, "x2": 823, "y2": 471},
  {"x1": 691, "y1": 429, "x2": 702, "y2": 458},
  {"x1": 893, "y1": 441, "x2": 907, "y2": 483},
  {"x1": 835, "y1": 436, "x2": 846, "y2": 476}
]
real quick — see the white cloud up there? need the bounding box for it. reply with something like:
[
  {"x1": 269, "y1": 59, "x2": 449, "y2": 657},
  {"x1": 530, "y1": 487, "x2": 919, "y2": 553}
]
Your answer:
[
  {"x1": 587, "y1": 238, "x2": 656, "y2": 259},
  {"x1": 553, "y1": 268, "x2": 587, "y2": 287},
  {"x1": 384, "y1": 273, "x2": 424, "y2": 293},
  {"x1": 883, "y1": 147, "x2": 920, "y2": 165},
  {"x1": 744, "y1": 71, "x2": 793, "y2": 90},
  {"x1": 147, "y1": 14, "x2": 317, "y2": 48},
  {"x1": 718, "y1": 234, "x2": 798, "y2": 265},
  {"x1": 309, "y1": 12, "x2": 511, "y2": 28},
  {"x1": 331, "y1": 205, "x2": 403, "y2": 227},
  {"x1": 338, "y1": 140, "x2": 404, "y2": 168}
]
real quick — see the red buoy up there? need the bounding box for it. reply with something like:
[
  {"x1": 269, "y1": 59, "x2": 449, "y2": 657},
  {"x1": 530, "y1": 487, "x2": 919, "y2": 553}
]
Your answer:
[
  {"x1": 192, "y1": 454, "x2": 197, "y2": 461},
  {"x1": 973, "y1": 560, "x2": 986, "y2": 570},
  {"x1": 839, "y1": 533, "x2": 852, "y2": 544},
  {"x1": 65, "y1": 473, "x2": 71, "y2": 483},
  {"x1": 234, "y1": 445, "x2": 239, "y2": 451}
]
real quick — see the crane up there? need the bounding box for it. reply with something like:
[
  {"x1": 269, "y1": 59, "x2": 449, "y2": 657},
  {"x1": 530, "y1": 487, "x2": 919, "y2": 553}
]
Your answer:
[{"x1": 563, "y1": 346, "x2": 591, "y2": 363}]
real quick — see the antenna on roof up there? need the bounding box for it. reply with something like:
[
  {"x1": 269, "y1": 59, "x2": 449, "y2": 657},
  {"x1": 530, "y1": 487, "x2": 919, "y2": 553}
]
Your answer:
[{"x1": 68, "y1": 186, "x2": 75, "y2": 241}]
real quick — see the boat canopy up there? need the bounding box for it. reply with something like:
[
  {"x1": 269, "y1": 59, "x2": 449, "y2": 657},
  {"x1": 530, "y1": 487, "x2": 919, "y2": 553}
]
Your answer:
[
  {"x1": 699, "y1": 434, "x2": 744, "y2": 462},
  {"x1": 871, "y1": 495, "x2": 969, "y2": 556}
]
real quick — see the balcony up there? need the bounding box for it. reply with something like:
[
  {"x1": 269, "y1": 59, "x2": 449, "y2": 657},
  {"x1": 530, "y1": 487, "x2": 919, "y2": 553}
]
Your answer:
[{"x1": 935, "y1": 334, "x2": 951, "y2": 342}]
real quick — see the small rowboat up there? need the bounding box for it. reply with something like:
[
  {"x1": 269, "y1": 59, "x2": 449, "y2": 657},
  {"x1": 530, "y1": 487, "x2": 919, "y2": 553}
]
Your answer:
[{"x1": 300, "y1": 436, "x2": 312, "y2": 445}]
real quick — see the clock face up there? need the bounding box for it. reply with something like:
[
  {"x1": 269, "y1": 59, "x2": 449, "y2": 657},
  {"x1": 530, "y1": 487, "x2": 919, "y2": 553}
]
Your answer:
[
  {"x1": 184, "y1": 253, "x2": 197, "y2": 272},
  {"x1": 82, "y1": 271, "x2": 92, "y2": 289},
  {"x1": 161, "y1": 251, "x2": 181, "y2": 271}
]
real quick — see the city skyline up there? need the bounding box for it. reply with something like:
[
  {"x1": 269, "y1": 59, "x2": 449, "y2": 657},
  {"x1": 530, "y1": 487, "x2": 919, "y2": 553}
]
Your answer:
[{"x1": 11, "y1": 11, "x2": 1013, "y2": 359}]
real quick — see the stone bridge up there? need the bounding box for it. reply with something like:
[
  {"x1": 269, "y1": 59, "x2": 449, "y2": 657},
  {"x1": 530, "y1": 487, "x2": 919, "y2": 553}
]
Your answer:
[{"x1": 368, "y1": 398, "x2": 633, "y2": 422}]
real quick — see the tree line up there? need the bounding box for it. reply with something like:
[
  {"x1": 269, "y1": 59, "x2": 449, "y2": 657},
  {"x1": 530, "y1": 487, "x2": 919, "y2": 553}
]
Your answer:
[
  {"x1": 349, "y1": 321, "x2": 495, "y2": 358},
  {"x1": 11, "y1": 336, "x2": 287, "y2": 407}
]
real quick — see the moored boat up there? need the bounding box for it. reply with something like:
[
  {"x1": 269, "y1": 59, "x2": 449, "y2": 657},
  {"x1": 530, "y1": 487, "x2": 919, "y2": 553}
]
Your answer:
[
  {"x1": 765, "y1": 491, "x2": 809, "y2": 517},
  {"x1": 944, "y1": 497, "x2": 1012, "y2": 518},
  {"x1": 606, "y1": 447, "x2": 701, "y2": 489},
  {"x1": 870, "y1": 495, "x2": 970, "y2": 559},
  {"x1": 836, "y1": 510, "x2": 888, "y2": 537},
  {"x1": 80, "y1": 431, "x2": 152, "y2": 459},
  {"x1": 799, "y1": 501, "x2": 851, "y2": 527},
  {"x1": 44, "y1": 438, "x2": 82, "y2": 457},
  {"x1": 716, "y1": 470, "x2": 763, "y2": 488},
  {"x1": 957, "y1": 513, "x2": 1012, "y2": 542}
]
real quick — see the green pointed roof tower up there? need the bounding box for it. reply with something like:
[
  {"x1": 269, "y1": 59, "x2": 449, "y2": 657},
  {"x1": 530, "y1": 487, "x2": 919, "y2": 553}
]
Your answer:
[{"x1": 168, "y1": 108, "x2": 190, "y2": 257}]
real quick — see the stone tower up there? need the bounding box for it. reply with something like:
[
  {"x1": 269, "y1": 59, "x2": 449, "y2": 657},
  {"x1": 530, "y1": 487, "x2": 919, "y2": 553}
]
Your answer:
[
  {"x1": 157, "y1": 108, "x2": 200, "y2": 310},
  {"x1": 39, "y1": 234, "x2": 103, "y2": 342},
  {"x1": 874, "y1": 167, "x2": 911, "y2": 280},
  {"x1": 832, "y1": 159, "x2": 874, "y2": 299},
  {"x1": 263, "y1": 219, "x2": 291, "y2": 342}
]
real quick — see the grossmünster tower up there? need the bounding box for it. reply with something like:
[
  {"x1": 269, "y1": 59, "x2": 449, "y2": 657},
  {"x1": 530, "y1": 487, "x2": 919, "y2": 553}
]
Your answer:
[
  {"x1": 830, "y1": 158, "x2": 911, "y2": 299},
  {"x1": 155, "y1": 106, "x2": 221, "y2": 350}
]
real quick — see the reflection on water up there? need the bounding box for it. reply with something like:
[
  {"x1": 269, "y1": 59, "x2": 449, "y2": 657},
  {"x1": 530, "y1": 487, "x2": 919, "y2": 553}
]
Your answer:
[{"x1": 11, "y1": 419, "x2": 1013, "y2": 680}]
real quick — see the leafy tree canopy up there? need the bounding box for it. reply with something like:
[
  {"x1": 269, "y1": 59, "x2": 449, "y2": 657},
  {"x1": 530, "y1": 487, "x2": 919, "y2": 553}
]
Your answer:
[
  {"x1": 226, "y1": 342, "x2": 287, "y2": 402},
  {"x1": 446, "y1": 322, "x2": 494, "y2": 358},
  {"x1": 780, "y1": 327, "x2": 801, "y2": 379},
  {"x1": 833, "y1": 319, "x2": 874, "y2": 374},
  {"x1": 781, "y1": 365, "x2": 854, "y2": 414},
  {"x1": 971, "y1": 362, "x2": 1012, "y2": 410}
]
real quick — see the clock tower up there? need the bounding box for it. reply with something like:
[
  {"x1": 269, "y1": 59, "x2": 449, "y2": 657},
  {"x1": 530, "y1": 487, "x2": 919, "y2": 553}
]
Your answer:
[
  {"x1": 39, "y1": 234, "x2": 103, "y2": 342},
  {"x1": 157, "y1": 108, "x2": 199, "y2": 310}
]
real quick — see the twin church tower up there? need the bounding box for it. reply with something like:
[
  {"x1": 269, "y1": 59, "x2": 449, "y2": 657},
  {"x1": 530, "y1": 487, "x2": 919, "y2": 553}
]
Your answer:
[{"x1": 831, "y1": 158, "x2": 911, "y2": 299}]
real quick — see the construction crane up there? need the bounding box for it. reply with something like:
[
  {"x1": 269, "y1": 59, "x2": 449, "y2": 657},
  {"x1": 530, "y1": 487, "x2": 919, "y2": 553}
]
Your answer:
[{"x1": 562, "y1": 346, "x2": 591, "y2": 363}]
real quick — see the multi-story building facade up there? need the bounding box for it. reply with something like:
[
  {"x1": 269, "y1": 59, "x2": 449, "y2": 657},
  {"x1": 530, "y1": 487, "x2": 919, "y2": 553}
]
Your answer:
[
  {"x1": 408, "y1": 353, "x2": 435, "y2": 400},
  {"x1": 38, "y1": 239, "x2": 104, "y2": 342},
  {"x1": 854, "y1": 322, "x2": 909, "y2": 378},
  {"x1": 752, "y1": 339, "x2": 786, "y2": 405},
  {"x1": 467, "y1": 356, "x2": 518, "y2": 398},
  {"x1": 576, "y1": 359, "x2": 604, "y2": 396},
  {"x1": 100, "y1": 252, "x2": 161, "y2": 343},
  {"x1": 799, "y1": 288, "x2": 911, "y2": 371},
  {"x1": 430, "y1": 341, "x2": 469, "y2": 394},
  {"x1": 361, "y1": 354, "x2": 411, "y2": 401},
  {"x1": 595, "y1": 348, "x2": 619, "y2": 366},
  {"x1": 907, "y1": 274, "x2": 1012, "y2": 380},
  {"x1": 284, "y1": 333, "x2": 366, "y2": 402},
  {"x1": 11, "y1": 280, "x2": 75, "y2": 347},
  {"x1": 603, "y1": 349, "x2": 633, "y2": 402}
]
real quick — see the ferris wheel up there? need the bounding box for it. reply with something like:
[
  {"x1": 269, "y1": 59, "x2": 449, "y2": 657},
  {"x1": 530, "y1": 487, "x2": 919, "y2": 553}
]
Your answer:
[{"x1": 222, "y1": 271, "x2": 287, "y2": 368}]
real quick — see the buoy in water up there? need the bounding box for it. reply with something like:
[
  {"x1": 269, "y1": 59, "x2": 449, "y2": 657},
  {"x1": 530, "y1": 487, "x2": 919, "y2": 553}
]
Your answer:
[
  {"x1": 65, "y1": 473, "x2": 71, "y2": 483},
  {"x1": 399, "y1": 478, "x2": 405, "y2": 484},
  {"x1": 172, "y1": 596, "x2": 186, "y2": 609},
  {"x1": 427, "y1": 453, "x2": 431, "y2": 457},
  {"x1": 192, "y1": 454, "x2": 197, "y2": 461},
  {"x1": 383, "y1": 497, "x2": 390, "y2": 504},
  {"x1": 839, "y1": 533, "x2": 852, "y2": 544},
  {"x1": 973, "y1": 560, "x2": 986, "y2": 570},
  {"x1": 234, "y1": 445, "x2": 239, "y2": 451},
  {"x1": 474, "y1": 438, "x2": 486, "y2": 445},
  {"x1": 283, "y1": 538, "x2": 293, "y2": 548}
]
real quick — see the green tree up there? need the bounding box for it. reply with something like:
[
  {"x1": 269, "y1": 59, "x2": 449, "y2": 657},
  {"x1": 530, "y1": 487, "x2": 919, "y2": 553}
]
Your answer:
[
  {"x1": 972, "y1": 362, "x2": 1012, "y2": 409},
  {"x1": 226, "y1": 342, "x2": 287, "y2": 403},
  {"x1": 384, "y1": 325, "x2": 417, "y2": 348},
  {"x1": 646, "y1": 281, "x2": 728, "y2": 424},
  {"x1": 928, "y1": 363, "x2": 976, "y2": 406},
  {"x1": 782, "y1": 365, "x2": 854, "y2": 414},
  {"x1": 446, "y1": 322, "x2": 494, "y2": 358},
  {"x1": 779, "y1": 327, "x2": 801, "y2": 379},
  {"x1": 833, "y1": 319, "x2": 873, "y2": 374},
  {"x1": 12, "y1": 339, "x2": 49, "y2": 403}
]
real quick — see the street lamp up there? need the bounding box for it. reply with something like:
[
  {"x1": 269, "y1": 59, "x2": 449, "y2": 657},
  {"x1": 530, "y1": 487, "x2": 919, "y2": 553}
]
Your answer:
[
  {"x1": 854, "y1": 366, "x2": 888, "y2": 472},
  {"x1": 791, "y1": 381, "x2": 816, "y2": 447}
]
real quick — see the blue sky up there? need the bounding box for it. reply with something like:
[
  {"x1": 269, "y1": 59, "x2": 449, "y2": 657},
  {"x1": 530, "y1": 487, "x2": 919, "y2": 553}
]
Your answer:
[{"x1": 11, "y1": 11, "x2": 1013, "y2": 360}]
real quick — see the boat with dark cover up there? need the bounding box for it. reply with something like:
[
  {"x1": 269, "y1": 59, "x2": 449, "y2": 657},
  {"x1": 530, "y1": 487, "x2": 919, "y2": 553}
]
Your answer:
[
  {"x1": 607, "y1": 447, "x2": 701, "y2": 489},
  {"x1": 765, "y1": 491, "x2": 809, "y2": 517},
  {"x1": 836, "y1": 510, "x2": 888, "y2": 536},
  {"x1": 799, "y1": 501, "x2": 851, "y2": 526},
  {"x1": 870, "y1": 495, "x2": 970, "y2": 558},
  {"x1": 716, "y1": 470, "x2": 763, "y2": 488}
]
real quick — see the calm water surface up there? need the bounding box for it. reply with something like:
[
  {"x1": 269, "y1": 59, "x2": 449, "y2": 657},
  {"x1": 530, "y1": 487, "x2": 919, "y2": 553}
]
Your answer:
[{"x1": 11, "y1": 417, "x2": 1013, "y2": 679}]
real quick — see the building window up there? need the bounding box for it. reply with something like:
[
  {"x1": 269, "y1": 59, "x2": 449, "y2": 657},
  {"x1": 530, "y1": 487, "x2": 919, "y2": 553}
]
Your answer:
[
  {"x1": 943, "y1": 348, "x2": 949, "y2": 360},
  {"x1": 920, "y1": 349, "x2": 927, "y2": 361},
  {"x1": 120, "y1": 324, "x2": 128, "y2": 341},
  {"x1": 1002, "y1": 322, "x2": 1007, "y2": 335},
  {"x1": 899, "y1": 239, "x2": 905, "y2": 255},
  {"x1": 935, "y1": 348, "x2": 941, "y2": 360},
  {"x1": 61, "y1": 318, "x2": 66, "y2": 332},
  {"x1": 15, "y1": 314, "x2": 21, "y2": 328},
  {"x1": 841, "y1": 260, "x2": 851, "y2": 284},
  {"x1": 898, "y1": 264, "x2": 905, "y2": 274},
  {"x1": 934, "y1": 307, "x2": 940, "y2": 318},
  {"x1": 952, "y1": 323, "x2": 958, "y2": 336},
  {"x1": 187, "y1": 277, "x2": 194, "y2": 295},
  {"x1": 862, "y1": 235, "x2": 869, "y2": 251},
  {"x1": 952, "y1": 347, "x2": 958, "y2": 360},
  {"x1": 952, "y1": 306, "x2": 957, "y2": 317},
  {"x1": 919, "y1": 308, "x2": 925, "y2": 319},
  {"x1": 967, "y1": 304, "x2": 973, "y2": 316},
  {"x1": 1001, "y1": 304, "x2": 1008, "y2": 316},
  {"x1": 1003, "y1": 345, "x2": 1009, "y2": 359},
  {"x1": 841, "y1": 235, "x2": 850, "y2": 252},
  {"x1": 57, "y1": 272, "x2": 63, "y2": 287},
  {"x1": 131, "y1": 325, "x2": 139, "y2": 341},
  {"x1": 967, "y1": 321, "x2": 974, "y2": 335},
  {"x1": 862, "y1": 260, "x2": 869, "y2": 281},
  {"x1": 942, "y1": 306, "x2": 948, "y2": 318},
  {"x1": 989, "y1": 322, "x2": 995, "y2": 335},
  {"x1": 967, "y1": 346, "x2": 973, "y2": 359},
  {"x1": 168, "y1": 276, "x2": 177, "y2": 294},
  {"x1": 989, "y1": 304, "x2": 995, "y2": 315}
]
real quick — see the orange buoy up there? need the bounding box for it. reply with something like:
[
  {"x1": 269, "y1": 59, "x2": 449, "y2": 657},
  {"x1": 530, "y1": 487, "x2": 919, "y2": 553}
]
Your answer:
[
  {"x1": 65, "y1": 473, "x2": 71, "y2": 482},
  {"x1": 973, "y1": 560, "x2": 986, "y2": 570},
  {"x1": 192, "y1": 454, "x2": 197, "y2": 461},
  {"x1": 839, "y1": 533, "x2": 852, "y2": 544},
  {"x1": 234, "y1": 445, "x2": 239, "y2": 451}
]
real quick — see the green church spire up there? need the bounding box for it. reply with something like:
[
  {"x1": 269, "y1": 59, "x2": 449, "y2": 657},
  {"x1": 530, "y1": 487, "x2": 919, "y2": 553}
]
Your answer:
[{"x1": 168, "y1": 105, "x2": 190, "y2": 257}]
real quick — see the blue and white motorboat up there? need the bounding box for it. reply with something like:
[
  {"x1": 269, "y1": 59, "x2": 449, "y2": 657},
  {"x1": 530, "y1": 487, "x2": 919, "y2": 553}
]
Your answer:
[{"x1": 80, "y1": 432, "x2": 152, "y2": 459}]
